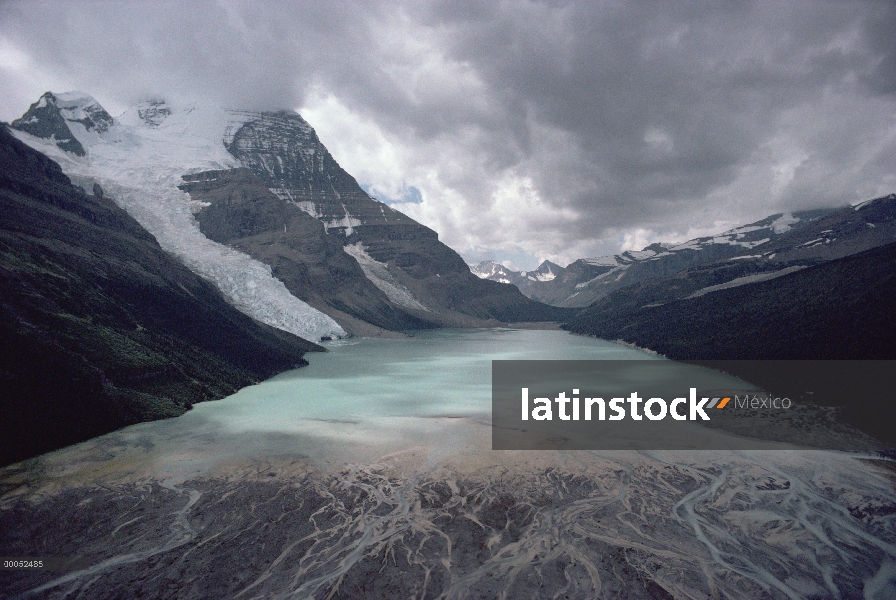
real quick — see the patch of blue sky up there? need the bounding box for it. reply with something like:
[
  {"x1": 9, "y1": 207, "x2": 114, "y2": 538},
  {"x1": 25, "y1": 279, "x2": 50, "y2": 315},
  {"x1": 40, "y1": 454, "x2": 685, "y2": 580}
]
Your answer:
[{"x1": 361, "y1": 183, "x2": 423, "y2": 205}]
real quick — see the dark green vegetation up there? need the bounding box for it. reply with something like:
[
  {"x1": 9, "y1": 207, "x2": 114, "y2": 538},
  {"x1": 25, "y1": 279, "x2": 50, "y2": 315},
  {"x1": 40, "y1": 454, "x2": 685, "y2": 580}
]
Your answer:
[
  {"x1": 564, "y1": 241, "x2": 896, "y2": 360},
  {"x1": 563, "y1": 242, "x2": 896, "y2": 444},
  {"x1": 0, "y1": 126, "x2": 321, "y2": 466},
  {"x1": 491, "y1": 195, "x2": 896, "y2": 309}
]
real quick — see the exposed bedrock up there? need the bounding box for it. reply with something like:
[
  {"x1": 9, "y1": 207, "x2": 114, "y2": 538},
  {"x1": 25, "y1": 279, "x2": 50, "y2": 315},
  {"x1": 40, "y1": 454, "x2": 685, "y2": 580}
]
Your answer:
[
  {"x1": 217, "y1": 111, "x2": 571, "y2": 330},
  {"x1": 181, "y1": 168, "x2": 436, "y2": 334}
]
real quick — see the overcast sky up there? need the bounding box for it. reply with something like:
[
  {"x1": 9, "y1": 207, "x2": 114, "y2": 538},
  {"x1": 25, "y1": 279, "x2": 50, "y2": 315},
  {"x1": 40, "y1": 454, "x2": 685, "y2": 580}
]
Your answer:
[{"x1": 2, "y1": 0, "x2": 894, "y2": 269}]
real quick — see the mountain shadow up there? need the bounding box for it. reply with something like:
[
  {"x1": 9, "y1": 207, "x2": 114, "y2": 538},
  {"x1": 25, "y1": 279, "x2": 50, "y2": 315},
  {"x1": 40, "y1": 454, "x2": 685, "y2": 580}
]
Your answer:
[{"x1": 0, "y1": 126, "x2": 321, "y2": 467}]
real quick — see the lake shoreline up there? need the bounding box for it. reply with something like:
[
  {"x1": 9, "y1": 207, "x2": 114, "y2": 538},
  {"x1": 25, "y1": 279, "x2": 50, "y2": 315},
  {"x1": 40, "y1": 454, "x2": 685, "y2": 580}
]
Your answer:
[{"x1": 2, "y1": 329, "x2": 894, "y2": 599}]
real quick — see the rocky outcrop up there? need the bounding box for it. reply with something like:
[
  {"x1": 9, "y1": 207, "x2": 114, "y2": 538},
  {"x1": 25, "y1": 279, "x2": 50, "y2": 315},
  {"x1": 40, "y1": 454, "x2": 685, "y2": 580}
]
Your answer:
[
  {"x1": 135, "y1": 99, "x2": 172, "y2": 127},
  {"x1": 9, "y1": 92, "x2": 570, "y2": 336},
  {"x1": 181, "y1": 168, "x2": 436, "y2": 333},
  {"x1": 0, "y1": 126, "x2": 321, "y2": 466},
  {"x1": 205, "y1": 111, "x2": 571, "y2": 328}
]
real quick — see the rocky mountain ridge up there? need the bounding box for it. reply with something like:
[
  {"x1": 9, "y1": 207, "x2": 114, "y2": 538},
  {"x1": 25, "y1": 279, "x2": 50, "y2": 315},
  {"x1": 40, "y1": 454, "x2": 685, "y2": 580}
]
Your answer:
[
  {"x1": 0, "y1": 125, "x2": 320, "y2": 466},
  {"x1": 473, "y1": 199, "x2": 896, "y2": 308},
  {"x1": 564, "y1": 238, "x2": 896, "y2": 357},
  {"x1": 179, "y1": 167, "x2": 434, "y2": 334},
  {"x1": 8, "y1": 92, "x2": 566, "y2": 338},
  {"x1": 470, "y1": 259, "x2": 562, "y2": 287},
  {"x1": 217, "y1": 109, "x2": 567, "y2": 328}
]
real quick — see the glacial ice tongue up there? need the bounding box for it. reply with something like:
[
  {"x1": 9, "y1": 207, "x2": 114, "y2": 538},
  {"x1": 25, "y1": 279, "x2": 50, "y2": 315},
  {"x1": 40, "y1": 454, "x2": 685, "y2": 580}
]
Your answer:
[{"x1": 10, "y1": 95, "x2": 345, "y2": 342}]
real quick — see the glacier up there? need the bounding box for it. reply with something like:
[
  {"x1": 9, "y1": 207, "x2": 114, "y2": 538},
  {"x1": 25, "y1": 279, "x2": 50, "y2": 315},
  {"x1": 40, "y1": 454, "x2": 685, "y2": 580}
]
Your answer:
[{"x1": 10, "y1": 94, "x2": 345, "y2": 342}]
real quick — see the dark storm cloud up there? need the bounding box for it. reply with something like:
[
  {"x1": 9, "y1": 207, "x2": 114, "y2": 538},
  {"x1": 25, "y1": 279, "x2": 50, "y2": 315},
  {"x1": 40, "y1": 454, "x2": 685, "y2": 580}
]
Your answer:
[
  {"x1": 1, "y1": 0, "x2": 893, "y2": 264},
  {"x1": 400, "y1": 1, "x2": 895, "y2": 226}
]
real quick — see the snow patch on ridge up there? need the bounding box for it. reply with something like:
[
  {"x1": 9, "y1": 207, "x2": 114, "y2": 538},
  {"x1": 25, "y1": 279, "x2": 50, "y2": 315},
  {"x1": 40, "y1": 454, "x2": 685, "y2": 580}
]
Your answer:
[
  {"x1": 325, "y1": 205, "x2": 362, "y2": 236},
  {"x1": 11, "y1": 98, "x2": 345, "y2": 342},
  {"x1": 575, "y1": 265, "x2": 629, "y2": 289},
  {"x1": 582, "y1": 256, "x2": 621, "y2": 267},
  {"x1": 623, "y1": 249, "x2": 657, "y2": 260},
  {"x1": 685, "y1": 266, "x2": 808, "y2": 299},
  {"x1": 344, "y1": 242, "x2": 429, "y2": 311},
  {"x1": 292, "y1": 200, "x2": 322, "y2": 219},
  {"x1": 529, "y1": 269, "x2": 556, "y2": 282},
  {"x1": 770, "y1": 213, "x2": 799, "y2": 233},
  {"x1": 469, "y1": 264, "x2": 494, "y2": 279}
]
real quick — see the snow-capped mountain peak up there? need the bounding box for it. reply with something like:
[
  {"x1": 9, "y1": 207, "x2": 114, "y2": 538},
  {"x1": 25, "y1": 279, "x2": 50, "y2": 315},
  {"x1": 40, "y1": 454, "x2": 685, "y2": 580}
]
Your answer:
[
  {"x1": 470, "y1": 261, "x2": 514, "y2": 283},
  {"x1": 10, "y1": 90, "x2": 557, "y2": 338},
  {"x1": 52, "y1": 91, "x2": 115, "y2": 132},
  {"x1": 10, "y1": 90, "x2": 115, "y2": 156},
  {"x1": 9, "y1": 92, "x2": 345, "y2": 342},
  {"x1": 523, "y1": 260, "x2": 561, "y2": 282}
]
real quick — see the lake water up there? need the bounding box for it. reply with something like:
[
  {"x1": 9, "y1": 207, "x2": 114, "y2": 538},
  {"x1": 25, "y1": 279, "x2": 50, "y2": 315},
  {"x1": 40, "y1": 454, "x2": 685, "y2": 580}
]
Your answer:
[
  {"x1": 4, "y1": 329, "x2": 896, "y2": 599},
  {"x1": 190, "y1": 328, "x2": 655, "y2": 443},
  {"x1": 146, "y1": 327, "x2": 773, "y2": 470},
  {"x1": 101, "y1": 328, "x2": 672, "y2": 475}
]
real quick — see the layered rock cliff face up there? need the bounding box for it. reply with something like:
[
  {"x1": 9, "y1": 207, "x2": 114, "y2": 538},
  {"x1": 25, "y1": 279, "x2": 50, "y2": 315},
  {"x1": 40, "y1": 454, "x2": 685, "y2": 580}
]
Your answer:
[
  {"x1": 208, "y1": 110, "x2": 569, "y2": 328},
  {"x1": 10, "y1": 93, "x2": 566, "y2": 337},
  {"x1": 0, "y1": 126, "x2": 321, "y2": 466},
  {"x1": 180, "y1": 168, "x2": 435, "y2": 333}
]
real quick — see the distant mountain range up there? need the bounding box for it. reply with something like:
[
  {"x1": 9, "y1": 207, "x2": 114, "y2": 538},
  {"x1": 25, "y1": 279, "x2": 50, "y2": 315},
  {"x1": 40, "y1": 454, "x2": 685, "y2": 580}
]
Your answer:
[
  {"x1": 469, "y1": 259, "x2": 564, "y2": 289},
  {"x1": 474, "y1": 191, "x2": 896, "y2": 366},
  {"x1": 539, "y1": 191, "x2": 896, "y2": 360},
  {"x1": 563, "y1": 232, "x2": 896, "y2": 360},
  {"x1": 471, "y1": 200, "x2": 896, "y2": 308}
]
